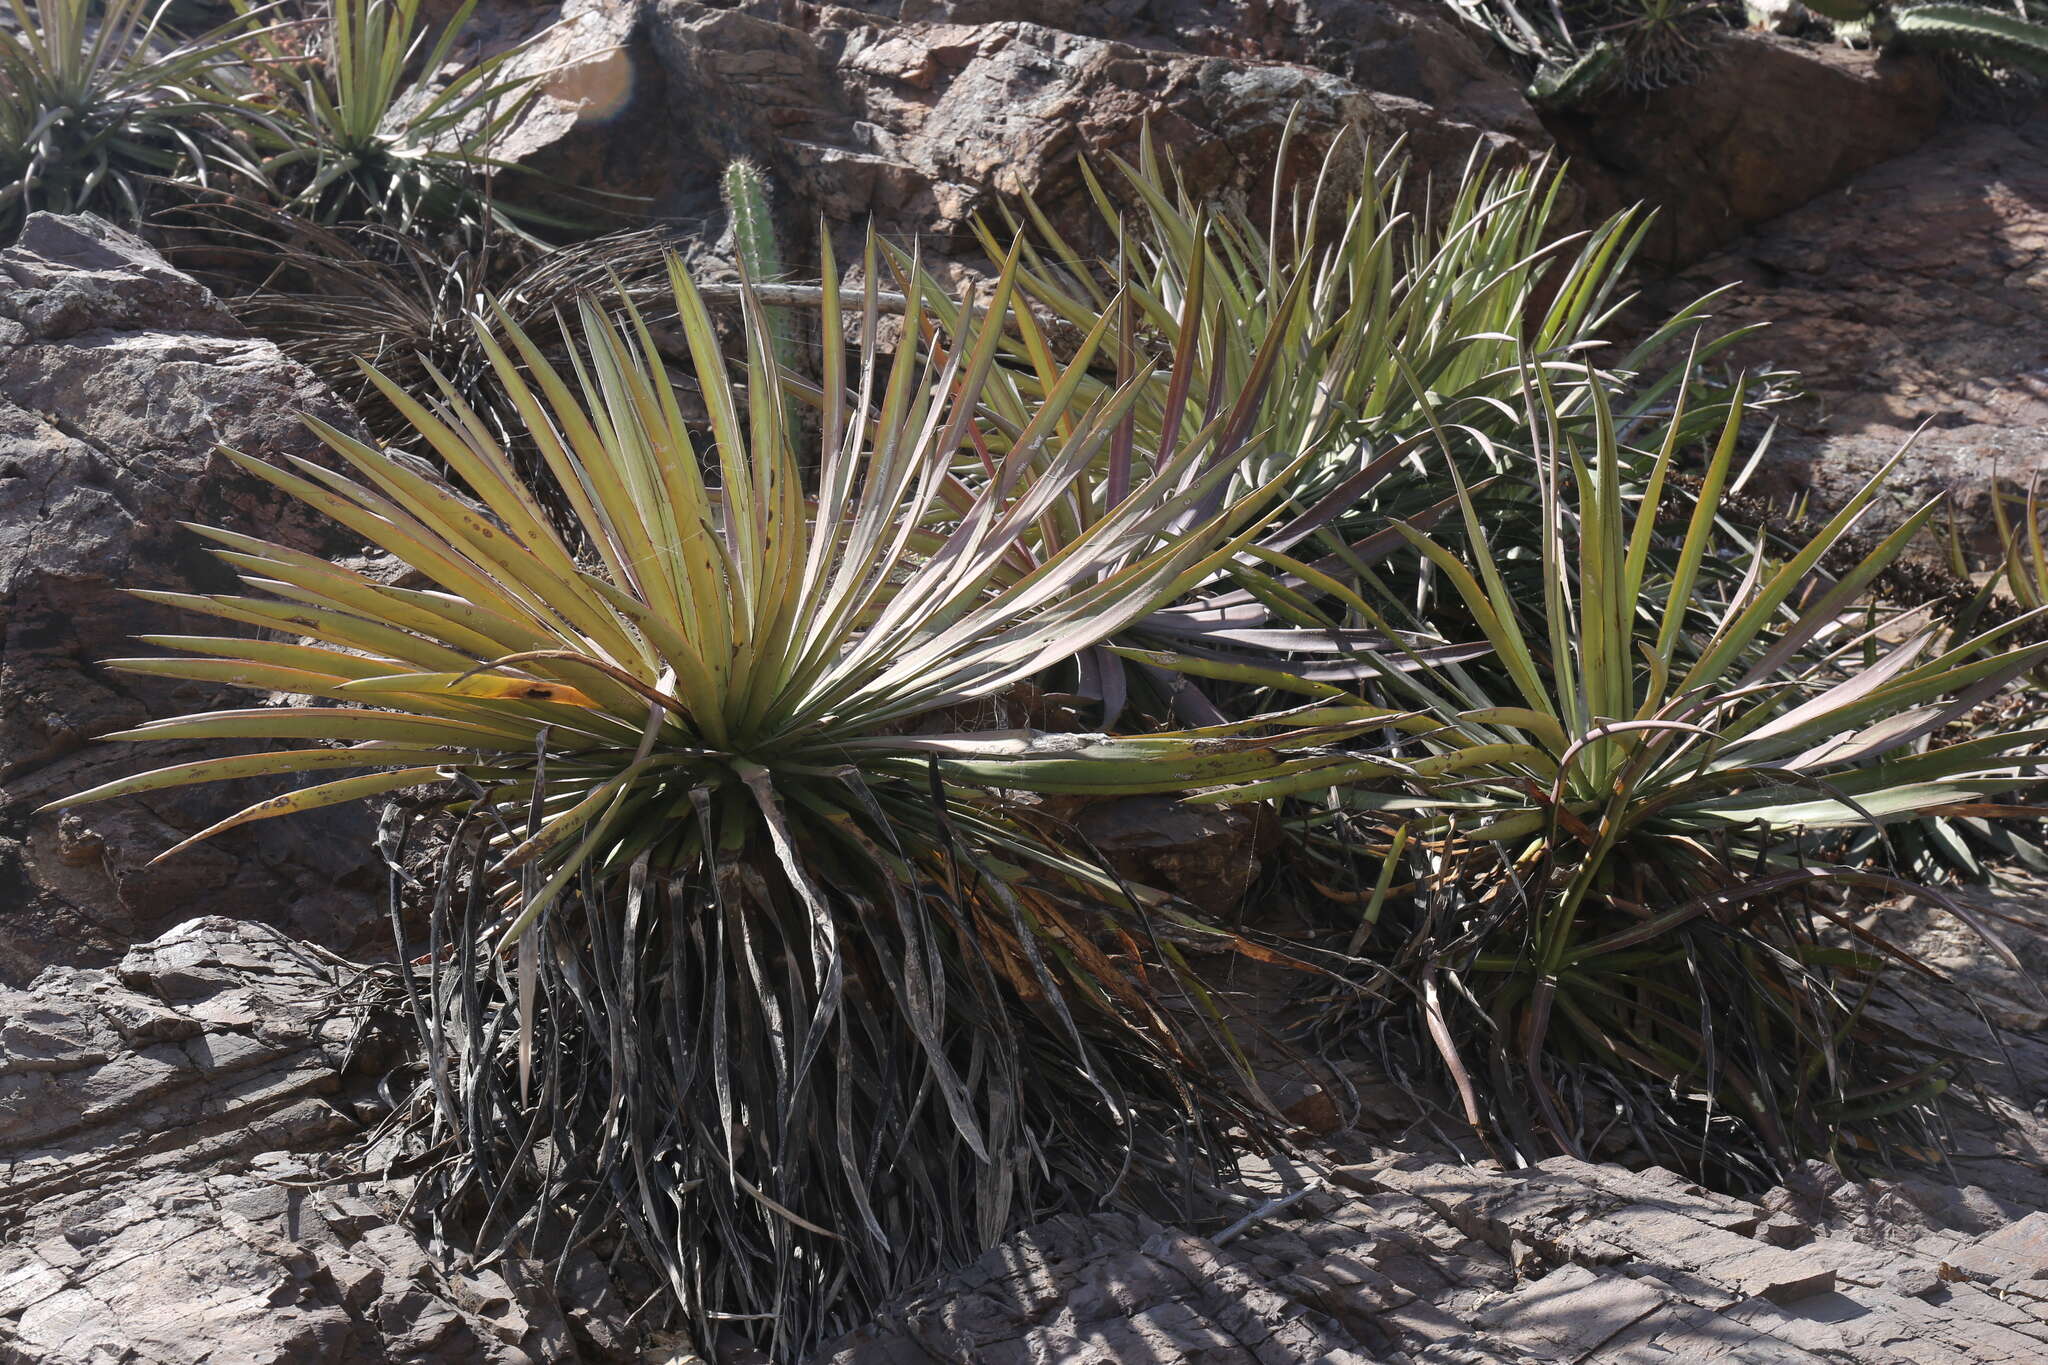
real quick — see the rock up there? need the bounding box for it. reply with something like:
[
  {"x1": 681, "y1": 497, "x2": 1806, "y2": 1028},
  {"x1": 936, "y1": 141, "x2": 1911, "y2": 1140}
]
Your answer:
[
  {"x1": 827, "y1": 1142, "x2": 2048, "y2": 1364},
  {"x1": 656, "y1": 3, "x2": 1537, "y2": 251},
  {"x1": 470, "y1": 0, "x2": 682, "y2": 225},
  {"x1": 1649, "y1": 111, "x2": 2048, "y2": 543},
  {"x1": 1283, "y1": 0, "x2": 1550, "y2": 141},
  {"x1": 1549, "y1": 33, "x2": 1945, "y2": 266},
  {"x1": 0, "y1": 918, "x2": 356, "y2": 1212},
  {"x1": 482, "y1": 3, "x2": 1955, "y2": 278},
  {"x1": 816, "y1": 1209, "x2": 1374, "y2": 1365},
  {"x1": 1771, "y1": 875, "x2": 2048, "y2": 1215},
  {"x1": 0, "y1": 916, "x2": 631, "y2": 1364},
  {"x1": 0, "y1": 214, "x2": 383, "y2": 984},
  {"x1": 480, "y1": 0, "x2": 1548, "y2": 255},
  {"x1": 1473, "y1": 1262, "x2": 1673, "y2": 1358},
  {"x1": 1761, "y1": 1160, "x2": 2030, "y2": 1254},
  {"x1": 1954, "y1": 1212, "x2": 2048, "y2": 1283},
  {"x1": 1071, "y1": 794, "x2": 1271, "y2": 916}
]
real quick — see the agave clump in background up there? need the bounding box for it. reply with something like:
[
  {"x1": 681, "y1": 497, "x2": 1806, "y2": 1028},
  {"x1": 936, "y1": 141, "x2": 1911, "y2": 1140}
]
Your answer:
[
  {"x1": 236, "y1": 0, "x2": 545, "y2": 232},
  {"x1": 0, "y1": 0, "x2": 262, "y2": 240},
  {"x1": 943, "y1": 133, "x2": 1752, "y2": 527}
]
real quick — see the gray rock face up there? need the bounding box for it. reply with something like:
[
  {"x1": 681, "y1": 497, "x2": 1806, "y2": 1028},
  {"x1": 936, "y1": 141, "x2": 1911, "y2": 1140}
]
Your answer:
[
  {"x1": 8, "y1": 915, "x2": 2040, "y2": 1363},
  {"x1": 0, "y1": 917, "x2": 611, "y2": 1365},
  {"x1": 486, "y1": 1, "x2": 1949, "y2": 272},
  {"x1": 488, "y1": 0, "x2": 1546, "y2": 250},
  {"x1": 654, "y1": 3, "x2": 1530, "y2": 243},
  {"x1": 469, "y1": 0, "x2": 677, "y2": 221},
  {"x1": 0, "y1": 214, "x2": 383, "y2": 984},
  {"x1": 1840, "y1": 874, "x2": 2048, "y2": 1214}
]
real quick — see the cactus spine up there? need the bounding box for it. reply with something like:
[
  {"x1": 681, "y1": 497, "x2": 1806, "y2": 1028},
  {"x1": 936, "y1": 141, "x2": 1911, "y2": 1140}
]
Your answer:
[{"x1": 721, "y1": 158, "x2": 803, "y2": 392}]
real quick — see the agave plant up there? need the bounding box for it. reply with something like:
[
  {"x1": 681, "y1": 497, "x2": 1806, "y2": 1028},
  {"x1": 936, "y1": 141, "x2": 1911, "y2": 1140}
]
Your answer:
[
  {"x1": 867, "y1": 235, "x2": 1483, "y2": 726},
  {"x1": 1255, "y1": 371, "x2": 2048, "y2": 1181},
  {"x1": 0, "y1": 0, "x2": 263, "y2": 240},
  {"x1": 1904, "y1": 476, "x2": 2048, "y2": 877},
  {"x1": 1444, "y1": 0, "x2": 1735, "y2": 103},
  {"x1": 49, "y1": 241, "x2": 1424, "y2": 1356},
  {"x1": 239, "y1": 0, "x2": 544, "y2": 230},
  {"x1": 878, "y1": 135, "x2": 1759, "y2": 725},
  {"x1": 923, "y1": 135, "x2": 1749, "y2": 514}
]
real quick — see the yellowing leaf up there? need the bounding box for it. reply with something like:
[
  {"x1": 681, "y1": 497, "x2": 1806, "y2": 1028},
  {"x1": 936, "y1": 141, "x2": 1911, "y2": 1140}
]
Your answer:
[{"x1": 337, "y1": 670, "x2": 604, "y2": 708}]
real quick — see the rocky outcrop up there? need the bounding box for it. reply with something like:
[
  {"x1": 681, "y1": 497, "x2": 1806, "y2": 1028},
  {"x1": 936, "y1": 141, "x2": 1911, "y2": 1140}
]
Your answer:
[
  {"x1": 485, "y1": 0, "x2": 1548, "y2": 250},
  {"x1": 0, "y1": 917, "x2": 360, "y2": 1217},
  {"x1": 1848, "y1": 873, "x2": 2048, "y2": 1212},
  {"x1": 483, "y1": 0, "x2": 1951, "y2": 273},
  {"x1": 1655, "y1": 111, "x2": 2048, "y2": 541},
  {"x1": 9, "y1": 917, "x2": 2043, "y2": 1364},
  {"x1": 471, "y1": 0, "x2": 678, "y2": 221},
  {"x1": 0, "y1": 215, "x2": 383, "y2": 984},
  {"x1": 821, "y1": 869, "x2": 2048, "y2": 1365},
  {"x1": 654, "y1": 1, "x2": 1533, "y2": 246},
  {"x1": 0, "y1": 917, "x2": 625, "y2": 1364}
]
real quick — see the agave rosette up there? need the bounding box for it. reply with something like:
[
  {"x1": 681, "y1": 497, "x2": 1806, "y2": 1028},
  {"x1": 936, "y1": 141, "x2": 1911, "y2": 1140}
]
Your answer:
[
  {"x1": 1362, "y1": 381, "x2": 2048, "y2": 855},
  {"x1": 238, "y1": 0, "x2": 544, "y2": 230},
  {"x1": 0, "y1": 0, "x2": 267, "y2": 238},
  {"x1": 865, "y1": 225, "x2": 1483, "y2": 723},
  {"x1": 933, "y1": 132, "x2": 1752, "y2": 514},
  {"x1": 59, "y1": 246, "x2": 1401, "y2": 889},
  {"x1": 1260, "y1": 371, "x2": 2048, "y2": 1174},
  {"x1": 874, "y1": 133, "x2": 1757, "y2": 723},
  {"x1": 53, "y1": 240, "x2": 1426, "y2": 1353}
]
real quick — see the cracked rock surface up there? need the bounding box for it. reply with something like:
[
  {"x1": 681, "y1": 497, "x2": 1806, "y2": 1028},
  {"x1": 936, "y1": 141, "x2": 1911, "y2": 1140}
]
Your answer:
[
  {"x1": 0, "y1": 916, "x2": 624, "y2": 1364},
  {"x1": 820, "y1": 873, "x2": 2048, "y2": 1364},
  {"x1": 822, "y1": 1149, "x2": 2048, "y2": 1364},
  {"x1": 0, "y1": 214, "x2": 384, "y2": 983},
  {"x1": 13, "y1": 908, "x2": 2043, "y2": 1365},
  {"x1": 483, "y1": 0, "x2": 1547, "y2": 247}
]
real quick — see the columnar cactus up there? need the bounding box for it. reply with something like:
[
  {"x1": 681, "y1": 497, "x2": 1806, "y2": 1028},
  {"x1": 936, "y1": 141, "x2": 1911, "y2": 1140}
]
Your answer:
[
  {"x1": 720, "y1": 158, "x2": 802, "y2": 391},
  {"x1": 1893, "y1": 2, "x2": 2048, "y2": 74}
]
